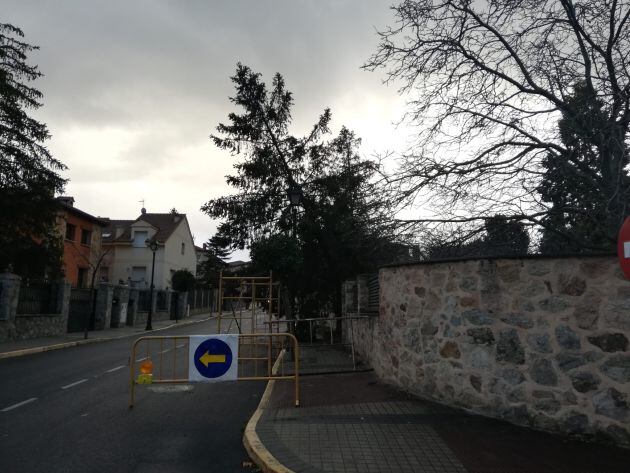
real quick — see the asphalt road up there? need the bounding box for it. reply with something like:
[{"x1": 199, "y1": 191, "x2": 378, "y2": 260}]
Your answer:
[{"x1": 0, "y1": 318, "x2": 266, "y2": 473}]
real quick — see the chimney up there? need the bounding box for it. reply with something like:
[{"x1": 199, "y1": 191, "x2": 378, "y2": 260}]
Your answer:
[
  {"x1": 58, "y1": 196, "x2": 75, "y2": 207},
  {"x1": 141, "y1": 207, "x2": 146, "y2": 214}
]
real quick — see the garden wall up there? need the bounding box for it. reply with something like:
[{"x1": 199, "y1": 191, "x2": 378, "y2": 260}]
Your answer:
[{"x1": 345, "y1": 255, "x2": 630, "y2": 447}]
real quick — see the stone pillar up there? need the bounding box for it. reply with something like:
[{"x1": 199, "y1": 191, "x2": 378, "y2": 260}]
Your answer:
[
  {"x1": 94, "y1": 283, "x2": 114, "y2": 330},
  {"x1": 55, "y1": 279, "x2": 71, "y2": 330},
  {"x1": 127, "y1": 288, "x2": 139, "y2": 326},
  {"x1": 0, "y1": 272, "x2": 21, "y2": 322},
  {"x1": 151, "y1": 289, "x2": 158, "y2": 317},
  {"x1": 111, "y1": 286, "x2": 130, "y2": 328},
  {"x1": 177, "y1": 292, "x2": 189, "y2": 319},
  {"x1": 165, "y1": 290, "x2": 173, "y2": 316},
  {"x1": 342, "y1": 279, "x2": 357, "y2": 316},
  {"x1": 356, "y1": 275, "x2": 369, "y2": 316}
]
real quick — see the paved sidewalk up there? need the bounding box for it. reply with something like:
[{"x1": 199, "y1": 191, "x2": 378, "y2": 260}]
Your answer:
[
  {"x1": 0, "y1": 311, "x2": 215, "y2": 358},
  {"x1": 255, "y1": 371, "x2": 630, "y2": 473}
]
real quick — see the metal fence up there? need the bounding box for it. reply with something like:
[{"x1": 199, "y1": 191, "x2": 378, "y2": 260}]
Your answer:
[
  {"x1": 264, "y1": 315, "x2": 371, "y2": 370},
  {"x1": 156, "y1": 291, "x2": 168, "y2": 311},
  {"x1": 17, "y1": 281, "x2": 58, "y2": 315},
  {"x1": 67, "y1": 288, "x2": 93, "y2": 332},
  {"x1": 129, "y1": 333, "x2": 300, "y2": 408},
  {"x1": 138, "y1": 290, "x2": 151, "y2": 312},
  {"x1": 189, "y1": 288, "x2": 212, "y2": 311}
]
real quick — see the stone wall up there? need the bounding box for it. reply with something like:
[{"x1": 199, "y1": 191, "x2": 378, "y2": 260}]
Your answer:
[
  {"x1": 345, "y1": 256, "x2": 630, "y2": 447},
  {"x1": 0, "y1": 276, "x2": 71, "y2": 342},
  {"x1": 12, "y1": 314, "x2": 68, "y2": 340}
]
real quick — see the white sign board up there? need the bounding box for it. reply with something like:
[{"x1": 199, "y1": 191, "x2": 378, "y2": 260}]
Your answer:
[{"x1": 188, "y1": 335, "x2": 239, "y2": 382}]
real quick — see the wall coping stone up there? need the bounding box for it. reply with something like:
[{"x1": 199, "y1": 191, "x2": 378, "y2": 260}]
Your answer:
[{"x1": 379, "y1": 252, "x2": 616, "y2": 269}]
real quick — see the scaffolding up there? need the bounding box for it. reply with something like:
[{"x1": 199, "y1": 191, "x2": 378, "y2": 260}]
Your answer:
[{"x1": 217, "y1": 270, "x2": 282, "y2": 335}]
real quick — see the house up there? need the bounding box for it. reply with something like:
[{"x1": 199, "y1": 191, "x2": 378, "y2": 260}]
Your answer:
[
  {"x1": 101, "y1": 208, "x2": 196, "y2": 289},
  {"x1": 56, "y1": 196, "x2": 108, "y2": 288}
]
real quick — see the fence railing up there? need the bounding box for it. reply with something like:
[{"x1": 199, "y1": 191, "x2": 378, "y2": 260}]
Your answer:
[
  {"x1": 129, "y1": 333, "x2": 299, "y2": 407},
  {"x1": 156, "y1": 291, "x2": 168, "y2": 311},
  {"x1": 138, "y1": 290, "x2": 151, "y2": 312},
  {"x1": 264, "y1": 315, "x2": 372, "y2": 370},
  {"x1": 17, "y1": 281, "x2": 58, "y2": 315},
  {"x1": 189, "y1": 288, "x2": 212, "y2": 311}
]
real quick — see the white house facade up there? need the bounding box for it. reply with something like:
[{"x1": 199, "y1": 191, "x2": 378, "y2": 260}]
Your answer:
[{"x1": 101, "y1": 210, "x2": 197, "y2": 289}]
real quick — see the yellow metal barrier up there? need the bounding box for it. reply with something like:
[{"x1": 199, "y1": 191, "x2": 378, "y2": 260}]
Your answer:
[{"x1": 129, "y1": 333, "x2": 299, "y2": 408}]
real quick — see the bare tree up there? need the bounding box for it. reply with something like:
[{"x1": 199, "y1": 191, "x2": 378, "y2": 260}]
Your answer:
[{"x1": 366, "y1": 0, "x2": 630, "y2": 251}]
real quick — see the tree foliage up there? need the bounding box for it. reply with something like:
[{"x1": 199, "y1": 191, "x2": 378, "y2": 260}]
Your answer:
[
  {"x1": 538, "y1": 82, "x2": 618, "y2": 253},
  {"x1": 367, "y1": 1, "x2": 630, "y2": 252},
  {"x1": 0, "y1": 23, "x2": 66, "y2": 275},
  {"x1": 196, "y1": 235, "x2": 229, "y2": 287},
  {"x1": 171, "y1": 269, "x2": 196, "y2": 292},
  {"x1": 203, "y1": 64, "x2": 399, "y2": 316},
  {"x1": 425, "y1": 215, "x2": 529, "y2": 260}
]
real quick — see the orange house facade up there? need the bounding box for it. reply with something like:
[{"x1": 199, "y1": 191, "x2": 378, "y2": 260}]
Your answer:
[{"x1": 56, "y1": 197, "x2": 108, "y2": 288}]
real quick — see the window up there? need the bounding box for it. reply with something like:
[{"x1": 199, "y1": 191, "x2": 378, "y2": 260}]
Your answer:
[
  {"x1": 77, "y1": 267, "x2": 88, "y2": 288},
  {"x1": 65, "y1": 223, "x2": 76, "y2": 241},
  {"x1": 131, "y1": 266, "x2": 147, "y2": 283},
  {"x1": 81, "y1": 229, "x2": 92, "y2": 246},
  {"x1": 181, "y1": 242, "x2": 185, "y2": 255},
  {"x1": 133, "y1": 231, "x2": 148, "y2": 248},
  {"x1": 99, "y1": 266, "x2": 109, "y2": 282}
]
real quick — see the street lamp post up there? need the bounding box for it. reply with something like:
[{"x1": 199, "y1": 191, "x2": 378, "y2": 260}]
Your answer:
[{"x1": 145, "y1": 239, "x2": 158, "y2": 331}]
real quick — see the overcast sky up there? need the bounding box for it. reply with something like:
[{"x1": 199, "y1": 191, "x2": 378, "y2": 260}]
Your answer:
[{"x1": 4, "y1": 1, "x2": 410, "y2": 260}]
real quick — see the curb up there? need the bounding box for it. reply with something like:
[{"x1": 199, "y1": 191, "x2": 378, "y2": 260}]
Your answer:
[
  {"x1": 243, "y1": 349, "x2": 295, "y2": 473},
  {"x1": 0, "y1": 315, "x2": 215, "y2": 360}
]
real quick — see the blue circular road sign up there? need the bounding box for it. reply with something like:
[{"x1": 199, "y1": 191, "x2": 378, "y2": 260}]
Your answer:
[{"x1": 193, "y1": 338, "x2": 233, "y2": 378}]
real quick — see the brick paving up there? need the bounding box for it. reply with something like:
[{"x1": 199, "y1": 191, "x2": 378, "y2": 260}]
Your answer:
[{"x1": 257, "y1": 370, "x2": 630, "y2": 473}]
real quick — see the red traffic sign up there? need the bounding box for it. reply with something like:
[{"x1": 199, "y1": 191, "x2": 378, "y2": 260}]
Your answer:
[{"x1": 618, "y1": 216, "x2": 630, "y2": 279}]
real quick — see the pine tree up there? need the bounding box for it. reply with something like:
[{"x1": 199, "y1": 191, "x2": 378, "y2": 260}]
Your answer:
[{"x1": 0, "y1": 23, "x2": 66, "y2": 276}]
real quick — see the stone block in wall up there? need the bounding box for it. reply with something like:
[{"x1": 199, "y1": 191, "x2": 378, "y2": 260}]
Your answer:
[
  {"x1": 176, "y1": 292, "x2": 188, "y2": 319},
  {"x1": 127, "y1": 288, "x2": 139, "y2": 326},
  {"x1": 370, "y1": 255, "x2": 630, "y2": 448},
  {"x1": 111, "y1": 286, "x2": 130, "y2": 328},
  {"x1": 94, "y1": 283, "x2": 114, "y2": 330},
  {"x1": 56, "y1": 280, "x2": 71, "y2": 332},
  {"x1": 342, "y1": 280, "x2": 357, "y2": 316},
  {"x1": 0, "y1": 272, "x2": 21, "y2": 322}
]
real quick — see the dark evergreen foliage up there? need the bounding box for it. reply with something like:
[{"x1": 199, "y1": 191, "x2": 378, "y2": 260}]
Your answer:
[
  {"x1": 196, "y1": 235, "x2": 229, "y2": 287},
  {"x1": 538, "y1": 83, "x2": 627, "y2": 253},
  {"x1": 203, "y1": 64, "x2": 398, "y2": 317},
  {"x1": 0, "y1": 23, "x2": 66, "y2": 276},
  {"x1": 171, "y1": 269, "x2": 196, "y2": 292}
]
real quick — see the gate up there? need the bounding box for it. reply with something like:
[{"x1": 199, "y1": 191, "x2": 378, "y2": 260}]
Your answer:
[
  {"x1": 67, "y1": 288, "x2": 94, "y2": 332},
  {"x1": 170, "y1": 292, "x2": 179, "y2": 320}
]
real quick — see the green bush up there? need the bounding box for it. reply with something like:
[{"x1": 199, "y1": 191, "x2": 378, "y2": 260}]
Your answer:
[{"x1": 171, "y1": 269, "x2": 196, "y2": 292}]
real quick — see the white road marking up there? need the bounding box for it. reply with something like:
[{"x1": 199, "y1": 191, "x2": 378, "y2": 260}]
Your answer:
[
  {"x1": 61, "y1": 379, "x2": 88, "y2": 390},
  {"x1": 176, "y1": 344, "x2": 186, "y2": 349},
  {"x1": 159, "y1": 349, "x2": 171, "y2": 354},
  {"x1": 136, "y1": 357, "x2": 147, "y2": 362},
  {"x1": 2, "y1": 397, "x2": 38, "y2": 412},
  {"x1": 106, "y1": 365, "x2": 126, "y2": 373}
]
